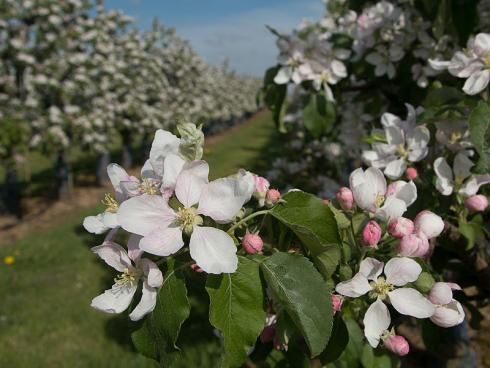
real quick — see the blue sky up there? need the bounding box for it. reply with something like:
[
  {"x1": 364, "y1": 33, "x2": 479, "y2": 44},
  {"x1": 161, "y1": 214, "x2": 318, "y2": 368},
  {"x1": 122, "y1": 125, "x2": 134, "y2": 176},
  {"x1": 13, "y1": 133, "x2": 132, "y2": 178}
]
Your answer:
[{"x1": 104, "y1": 0, "x2": 324, "y2": 76}]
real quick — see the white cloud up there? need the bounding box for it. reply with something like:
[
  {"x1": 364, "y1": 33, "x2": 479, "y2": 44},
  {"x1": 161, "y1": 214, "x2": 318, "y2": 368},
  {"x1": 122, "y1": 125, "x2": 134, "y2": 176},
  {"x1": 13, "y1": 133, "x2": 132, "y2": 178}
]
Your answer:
[{"x1": 178, "y1": 1, "x2": 323, "y2": 76}]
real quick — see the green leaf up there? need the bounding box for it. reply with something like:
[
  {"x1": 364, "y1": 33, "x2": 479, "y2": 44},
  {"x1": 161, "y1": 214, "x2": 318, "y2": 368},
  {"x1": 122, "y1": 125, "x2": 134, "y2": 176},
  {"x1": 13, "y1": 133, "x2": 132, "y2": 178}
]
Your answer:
[
  {"x1": 271, "y1": 191, "x2": 341, "y2": 278},
  {"x1": 432, "y1": 0, "x2": 450, "y2": 39},
  {"x1": 206, "y1": 256, "x2": 266, "y2": 368},
  {"x1": 303, "y1": 92, "x2": 336, "y2": 138},
  {"x1": 319, "y1": 314, "x2": 349, "y2": 364},
  {"x1": 361, "y1": 344, "x2": 400, "y2": 368},
  {"x1": 423, "y1": 86, "x2": 465, "y2": 107},
  {"x1": 336, "y1": 317, "x2": 364, "y2": 367},
  {"x1": 458, "y1": 217, "x2": 485, "y2": 250},
  {"x1": 262, "y1": 66, "x2": 287, "y2": 128},
  {"x1": 131, "y1": 259, "x2": 190, "y2": 367},
  {"x1": 260, "y1": 252, "x2": 333, "y2": 357},
  {"x1": 468, "y1": 101, "x2": 490, "y2": 173},
  {"x1": 414, "y1": 271, "x2": 436, "y2": 294}
]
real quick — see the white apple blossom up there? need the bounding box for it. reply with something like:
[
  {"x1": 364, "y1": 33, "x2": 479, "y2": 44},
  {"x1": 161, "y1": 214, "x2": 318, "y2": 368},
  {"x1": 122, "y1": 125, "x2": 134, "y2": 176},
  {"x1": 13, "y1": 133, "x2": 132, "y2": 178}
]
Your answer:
[
  {"x1": 91, "y1": 236, "x2": 163, "y2": 321},
  {"x1": 429, "y1": 282, "x2": 465, "y2": 328},
  {"x1": 336, "y1": 257, "x2": 435, "y2": 347},
  {"x1": 434, "y1": 153, "x2": 490, "y2": 197},
  {"x1": 117, "y1": 160, "x2": 254, "y2": 274},
  {"x1": 349, "y1": 167, "x2": 417, "y2": 222}
]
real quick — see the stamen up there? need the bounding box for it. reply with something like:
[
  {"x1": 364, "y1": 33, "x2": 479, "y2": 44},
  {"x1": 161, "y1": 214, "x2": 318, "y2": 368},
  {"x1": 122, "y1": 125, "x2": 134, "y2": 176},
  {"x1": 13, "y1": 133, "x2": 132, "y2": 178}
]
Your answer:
[
  {"x1": 102, "y1": 193, "x2": 119, "y2": 213},
  {"x1": 396, "y1": 144, "x2": 408, "y2": 159},
  {"x1": 139, "y1": 179, "x2": 160, "y2": 195},
  {"x1": 114, "y1": 267, "x2": 140, "y2": 286},
  {"x1": 371, "y1": 277, "x2": 395, "y2": 299},
  {"x1": 374, "y1": 194, "x2": 385, "y2": 208},
  {"x1": 176, "y1": 207, "x2": 203, "y2": 235}
]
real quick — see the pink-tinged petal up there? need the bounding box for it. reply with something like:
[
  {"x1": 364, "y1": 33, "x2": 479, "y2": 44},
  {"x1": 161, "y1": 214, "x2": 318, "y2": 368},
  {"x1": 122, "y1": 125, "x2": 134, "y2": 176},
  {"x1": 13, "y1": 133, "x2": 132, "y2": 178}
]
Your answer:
[
  {"x1": 140, "y1": 259, "x2": 163, "y2": 288},
  {"x1": 91, "y1": 282, "x2": 137, "y2": 314},
  {"x1": 107, "y1": 163, "x2": 130, "y2": 193},
  {"x1": 384, "y1": 158, "x2": 406, "y2": 180},
  {"x1": 384, "y1": 257, "x2": 421, "y2": 286},
  {"x1": 139, "y1": 226, "x2": 184, "y2": 257},
  {"x1": 198, "y1": 177, "x2": 251, "y2": 223},
  {"x1": 429, "y1": 282, "x2": 453, "y2": 305},
  {"x1": 149, "y1": 129, "x2": 181, "y2": 175},
  {"x1": 335, "y1": 272, "x2": 372, "y2": 297},
  {"x1": 175, "y1": 161, "x2": 209, "y2": 208},
  {"x1": 120, "y1": 180, "x2": 141, "y2": 198},
  {"x1": 189, "y1": 226, "x2": 238, "y2": 274},
  {"x1": 430, "y1": 300, "x2": 465, "y2": 327},
  {"x1": 359, "y1": 258, "x2": 384, "y2": 281},
  {"x1": 127, "y1": 234, "x2": 143, "y2": 261},
  {"x1": 91, "y1": 241, "x2": 132, "y2": 272},
  {"x1": 118, "y1": 195, "x2": 176, "y2": 236},
  {"x1": 463, "y1": 69, "x2": 490, "y2": 95},
  {"x1": 447, "y1": 282, "x2": 462, "y2": 291},
  {"x1": 388, "y1": 288, "x2": 435, "y2": 318},
  {"x1": 363, "y1": 299, "x2": 391, "y2": 348},
  {"x1": 129, "y1": 281, "x2": 158, "y2": 321},
  {"x1": 376, "y1": 197, "x2": 407, "y2": 222},
  {"x1": 83, "y1": 214, "x2": 109, "y2": 234},
  {"x1": 161, "y1": 153, "x2": 186, "y2": 190}
]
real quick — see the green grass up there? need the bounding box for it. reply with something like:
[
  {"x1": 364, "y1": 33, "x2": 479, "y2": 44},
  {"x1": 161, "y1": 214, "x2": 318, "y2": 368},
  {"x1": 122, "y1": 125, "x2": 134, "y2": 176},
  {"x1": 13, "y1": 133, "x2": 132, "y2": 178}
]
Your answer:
[{"x1": 0, "y1": 111, "x2": 278, "y2": 368}]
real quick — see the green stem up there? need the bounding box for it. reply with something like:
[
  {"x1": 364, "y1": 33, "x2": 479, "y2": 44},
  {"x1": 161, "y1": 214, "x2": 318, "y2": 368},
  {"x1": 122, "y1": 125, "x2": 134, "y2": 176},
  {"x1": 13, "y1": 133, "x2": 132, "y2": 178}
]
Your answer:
[{"x1": 227, "y1": 209, "x2": 271, "y2": 234}]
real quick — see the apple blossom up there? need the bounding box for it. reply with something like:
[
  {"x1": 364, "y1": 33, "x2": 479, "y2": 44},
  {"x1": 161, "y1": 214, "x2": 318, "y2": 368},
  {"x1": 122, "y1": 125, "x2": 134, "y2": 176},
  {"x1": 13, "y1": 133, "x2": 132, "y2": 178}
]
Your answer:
[
  {"x1": 336, "y1": 187, "x2": 355, "y2": 210},
  {"x1": 429, "y1": 282, "x2": 465, "y2": 328},
  {"x1": 414, "y1": 210, "x2": 445, "y2": 239},
  {"x1": 362, "y1": 220, "x2": 382, "y2": 247},
  {"x1": 398, "y1": 233, "x2": 430, "y2": 258},
  {"x1": 465, "y1": 194, "x2": 489, "y2": 212},
  {"x1": 388, "y1": 217, "x2": 414, "y2": 238},
  {"x1": 336, "y1": 257, "x2": 435, "y2": 347},
  {"x1": 383, "y1": 334, "x2": 410, "y2": 356}
]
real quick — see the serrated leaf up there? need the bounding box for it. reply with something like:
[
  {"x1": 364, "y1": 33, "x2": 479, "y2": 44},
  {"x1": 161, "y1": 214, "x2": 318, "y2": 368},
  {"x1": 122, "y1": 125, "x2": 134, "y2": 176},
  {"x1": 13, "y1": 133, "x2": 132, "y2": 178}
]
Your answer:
[
  {"x1": 206, "y1": 256, "x2": 266, "y2": 368},
  {"x1": 468, "y1": 101, "x2": 490, "y2": 173},
  {"x1": 260, "y1": 252, "x2": 333, "y2": 357},
  {"x1": 319, "y1": 314, "x2": 349, "y2": 364},
  {"x1": 303, "y1": 92, "x2": 336, "y2": 138},
  {"x1": 271, "y1": 191, "x2": 341, "y2": 278},
  {"x1": 131, "y1": 259, "x2": 190, "y2": 367}
]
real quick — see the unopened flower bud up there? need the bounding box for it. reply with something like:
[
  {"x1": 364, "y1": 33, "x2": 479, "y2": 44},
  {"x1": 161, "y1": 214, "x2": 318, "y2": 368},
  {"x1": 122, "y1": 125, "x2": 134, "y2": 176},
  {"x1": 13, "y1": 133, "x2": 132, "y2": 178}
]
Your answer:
[
  {"x1": 465, "y1": 195, "x2": 488, "y2": 212},
  {"x1": 266, "y1": 189, "x2": 281, "y2": 206},
  {"x1": 384, "y1": 335, "x2": 409, "y2": 356},
  {"x1": 336, "y1": 187, "x2": 354, "y2": 210},
  {"x1": 190, "y1": 263, "x2": 204, "y2": 273},
  {"x1": 254, "y1": 175, "x2": 270, "y2": 194},
  {"x1": 242, "y1": 233, "x2": 264, "y2": 254},
  {"x1": 406, "y1": 167, "x2": 418, "y2": 180},
  {"x1": 398, "y1": 232, "x2": 429, "y2": 257},
  {"x1": 332, "y1": 294, "x2": 343, "y2": 314},
  {"x1": 414, "y1": 210, "x2": 444, "y2": 239},
  {"x1": 429, "y1": 282, "x2": 453, "y2": 305},
  {"x1": 362, "y1": 220, "x2": 382, "y2": 247},
  {"x1": 388, "y1": 217, "x2": 414, "y2": 238}
]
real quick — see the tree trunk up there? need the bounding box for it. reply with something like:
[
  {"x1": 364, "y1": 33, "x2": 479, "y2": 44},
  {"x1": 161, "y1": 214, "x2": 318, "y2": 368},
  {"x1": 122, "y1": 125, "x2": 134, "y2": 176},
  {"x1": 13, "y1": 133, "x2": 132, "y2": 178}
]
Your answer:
[
  {"x1": 96, "y1": 151, "x2": 110, "y2": 186},
  {"x1": 55, "y1": 150, "x2": 72, "y2": 199},
  {"x1": 1, "y1": 165, "x2": 22, "y2": 219},
  {"x1": 121, "y1": 130, "x2": 133, "y2": 170}
]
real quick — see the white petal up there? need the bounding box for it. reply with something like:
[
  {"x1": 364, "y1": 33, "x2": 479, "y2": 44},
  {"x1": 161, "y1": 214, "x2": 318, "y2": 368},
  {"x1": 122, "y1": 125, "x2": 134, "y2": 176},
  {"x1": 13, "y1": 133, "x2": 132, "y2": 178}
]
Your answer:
[
  {"x1": 118, "y1": 195, "x2": 176, "y2": 236},
  {"x1": 376, "y1": 197, "x2": 407, "y2": 222},
  {"x1": 430, "y1": 300, "x2": 465, "y2": 327},
  {"x1": 139, "y1": 226, "x2": 184, "y2": 257},
  {"x1": 475, "y1": 33, "x2": 490, "y2": 52},
  {"x1": 392, "y1": 180, "x2": 417, "y2": 206},
  {"x1": 83, "y1": 214, "x2": 109, "y2": 234},
  {"x1": 129, "y1": 281, "x2": 158, "y2": 321},
  {"x1": 91, "y1": 241, "x2": 132, "y2": 272},
  {"x1": 407, "y1": 126, "x2": 430, "y2": 162},
  {"x1": 149, "y1": 130, "x2": 181, "y2": 174},
  {"x1": 91, "y1": 282, "x2": 137, "y2": 314},
  {"x1": 107, "y1": 163, "x2": 130, "y2": 193},
  {"x1": 189, "y1": 226, "x2": 238, "y2": 274},
  {"x1": 359, "y1": 258, "x2": 384, "y2": 281},
  {"x1": 335, "y1": 272, "x2": 372, "y2": 297},
  {"x1": 363, "y1": 299, "x2": 391, "y2": 348},
  {"x1": 127, "y1": 234, "x2": 143, "y2": 261},
  {"x1": 364, "y1": 167, "x2": 387, "y2": 195},
  {"x1": 384, "y1": 158, "x2": 406, "y2": 179},
  {"x1": 385, "y1": 126, "x2": 404, "y2": 146},
  {"x1": 453, "y1": 153, "x2": 474, "y2": 181},
  {"x1": 381, "y1": 112, "x2": 402, "y2": 128},
  {"x1": 141, "y1": 159, "x2": 160, "y2": 180},
  {"x1": 175, "y1": 160, "x2": 209, "y2": 208},
  {"x1": 389, "y1": 288, "x2": 435, "y2": 318},
  {"x1": 161, "y1": 153, "x2": 186, "y2": 190},
  {"x1": 102, "y1": 212, "x2": 119, "y2": 229},
  {"x1": 384, "y1": 257, "x2": 422, "y2": 286},
  {"x1": 198, "y1": 177, "x2": 251, "y2": 223},
  {"x1": 434, "y1": 157, "x2": 454, "y2": 196},
  {"x1": 140, "y1": 258, "x2": 164, "y2": 288},
  {"x1": 463, "y1": 69, "x2": 490, "y2": 95},
  {"x1": 459, "y1": 174, "x2": 490, "y2": 197},
  {"x1": 429, "y1": 282, "x2": 453, "y2": 305},
  {"x1": 274, "y1": 66, "x2": 292, "y2": 84},
  {"x1": 353, "y1": 182, "x2": 377, "y2": 213}
]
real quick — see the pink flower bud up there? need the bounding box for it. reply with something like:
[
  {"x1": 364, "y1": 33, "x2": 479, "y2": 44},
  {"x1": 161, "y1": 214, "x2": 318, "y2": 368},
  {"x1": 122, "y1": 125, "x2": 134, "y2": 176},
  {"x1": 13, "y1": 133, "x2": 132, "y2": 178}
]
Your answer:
[
  {"x1": 429, "y1": 282, "x2": 453, "y2": 305},
  {"x1": 414, "y1": 210, "x2": 444, "y2": 239},
  {"x1": 190, "y1": 263, "x2": 204, "y2": 273},
  {"x1": 266, "y1": 189, "x2": 281, "y2": 206},
  {"x1": 388, "y1": 217, "x2": 414, "y2": 238},
  {"x1": 332, "y1": 294, "x2": 343, "y2": 314},
  {"x1": 398, "y1": 232, "x2": 429, "y2": 257},
  {"x1": 242, "y1": 233, "x2": 264, "y2": 254},
  {"x1": 336, "y1": 187, "x2": 354, "y2": 210},
  {"x1": 465, "y1": 195, "x2": 488, "y2": 212},
  {"x1": 254, "y1": 175, "x2": 270, "y2": 194},
  {"x1": 384, "y1": 335, "x2": 409, "y2": 356},
  {"x1": 406, "y1": 167, "x2": 418, "y2": 180},
  {"x1": 362, "y1": 220, "x2": 382, "y2": 247}
]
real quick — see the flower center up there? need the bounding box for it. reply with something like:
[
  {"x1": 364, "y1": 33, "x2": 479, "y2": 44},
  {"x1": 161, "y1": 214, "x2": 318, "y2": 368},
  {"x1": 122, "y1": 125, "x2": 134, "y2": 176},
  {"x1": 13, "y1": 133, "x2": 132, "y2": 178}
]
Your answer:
[
  {"x1": 102, "y1": 193, "x2": 119, "y2": 213},
  {"x1": 396, "y1": 144, "x2": 408, "y2": 159},
  {"x1": 374, "y1": 194, "x2": 385, "y2": 208},
  {"x1": 139, "y1": 179, "x2": 160, "y2": 195},
  {"x1": 114, "y1": 267, "x2": 140, "y2": 287},
  {"x1": 483, "y1": 53, "x2": 490, "y2": 68},
  {"x1": 176, "y1": 207, "x2": 203, "y2": 235},
  {"x1": 371, "y1": 277, "x2": 395, "y2": 299},
  {"x1": 449, "y1": 131, "x2": 462, "y2": 144}
]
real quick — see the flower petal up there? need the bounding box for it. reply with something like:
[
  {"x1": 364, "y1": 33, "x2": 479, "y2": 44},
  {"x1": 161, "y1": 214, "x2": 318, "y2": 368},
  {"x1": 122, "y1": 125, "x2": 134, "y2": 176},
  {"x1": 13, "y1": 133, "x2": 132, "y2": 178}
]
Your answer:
[
  {"x1": 434, "y1": 157, "x2": 454, "y2": 196},
  {"x1": 430, "y1": 300, "x2": 465, "y2": 327},
  {"x1": 91, "y1": 282, "x2": 137, "y2": 314},
  {"x1": 463, "y1": 69, "x2": 490, "y2": 95},
  {"x1": 118, "y1": 195, "x2": 176, "y2": 236},
  {"x1": 149, "y1": 129, "x2": 181, "y2": 175},
  {"x1": 453, "y1": 153, "x2": 473, "y2": 181},
  {"x1": 107, "y1": 163, "x2": 130, "y2": 196},
  {"x1": 189, "y1": 226, "x2": 238, "y2": 274},
  {"x1": 359, "y1": 257, "x2": 384, "y2": 281},
  {"x1": 389, "y1": 288, "x2": 435, "y2": 318},
  {"x1": 127, "y1": 234, "x2": 143, "y2": 261},
  {"x1": 459, "y1": 173, "x2": 490, "y2": 197},
  {"x1": 198, "y1": 177, "x2": 251, "y2": 223},
  {"x1": 335, "y1": 272, "x2": 372, "y2": 297},
  {"x1": 91, "y1": 241, "x2": 132, "y2": 272},
  {"x1": 376, "y1": 197, "x2": 407, "y2": 222},
  {"x1": 83, "y1": 214, "x2": 109, "y2": 234},
  {"x1": 175, "y1": 160, "x2": 209, "y2": 208},
  {"x1": 140, "y1": 258, "x2": 164, "y2": 288},
  {"x1": 363, "y1": 299, "x2": 391, "y2": 348},
  {"x1": 139, "y1": 226, "x2": 184, "y2": 257},
  {"x1": 384, "y1": 158, "x2": 406, "y2": 180},
  {"x1": 129, "y1": 281, "x2": 158, "y2": 321},
  {"x1": 161, "y1": 153, "x2": 186, "y2": 190},
  {"x1": 384, "y1": 257, "x2": 422, "y2": 286}
]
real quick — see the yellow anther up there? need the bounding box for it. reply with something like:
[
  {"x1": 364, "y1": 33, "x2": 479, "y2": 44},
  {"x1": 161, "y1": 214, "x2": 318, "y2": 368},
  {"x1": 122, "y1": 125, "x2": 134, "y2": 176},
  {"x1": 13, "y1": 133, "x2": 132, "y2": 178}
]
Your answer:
[
  {"x1": 176, "y1": 207, "x2": 203, "y2": 235},
  {"x1": 371, "y1": 277, "x2": 395, "y2": 299},
  {"x1": 374, "y1": 194, "x2": 385, "y2": 208},
  {"x1": 114, "y1": 267, "x2": 139, "y2": 286},
  {"x1": 449, "y1": 131, "x2": 462, "y2": 144},
  {"x1": 102, "y1": 193, "x2": 119, "y2": 213},
  {"x1": 396, "y1": 144, "x2": 408, "y2": 159},
  {"x1": 139, "y1": 179, "x2": 160, "y2": 195}
]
